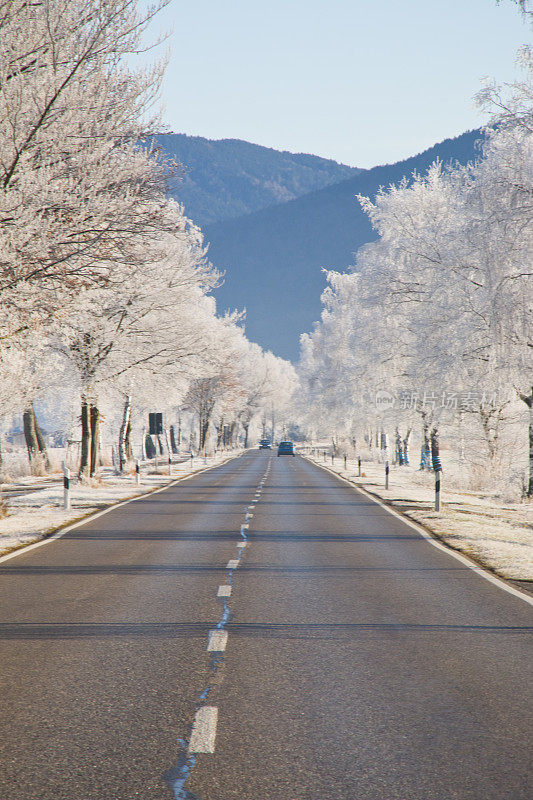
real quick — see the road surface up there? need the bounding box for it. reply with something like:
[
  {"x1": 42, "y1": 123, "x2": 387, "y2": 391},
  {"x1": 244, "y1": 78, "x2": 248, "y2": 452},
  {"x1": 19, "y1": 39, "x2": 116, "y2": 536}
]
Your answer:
[{"x1": 0, "y1": 451, "x2": 531, "y2": 799}]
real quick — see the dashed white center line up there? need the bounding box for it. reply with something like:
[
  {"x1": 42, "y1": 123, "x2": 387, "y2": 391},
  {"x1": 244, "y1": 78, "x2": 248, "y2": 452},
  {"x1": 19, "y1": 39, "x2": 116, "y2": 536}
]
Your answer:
[
  {"x1": 207, "y1": 630, "x2": 228, "y2": 652},
  {"x1": 217, "y1": 585, "x2": 232, "y2": 597},
  {"x1": 236, "y1": 541, "x2": 246, "y2": 549},
  {"x1": 189, "y1": 706, "x2": 218, "y2": 753},
  {"x1": 227, "y1": 559, "x2": 240, "y2": 569}
]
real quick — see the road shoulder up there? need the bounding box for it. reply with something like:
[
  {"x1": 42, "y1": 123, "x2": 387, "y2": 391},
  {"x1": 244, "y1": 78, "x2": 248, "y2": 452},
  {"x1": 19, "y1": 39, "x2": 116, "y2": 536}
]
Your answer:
[{"x1": 302, "y1": 453, "x2": 533, "y2": 605}]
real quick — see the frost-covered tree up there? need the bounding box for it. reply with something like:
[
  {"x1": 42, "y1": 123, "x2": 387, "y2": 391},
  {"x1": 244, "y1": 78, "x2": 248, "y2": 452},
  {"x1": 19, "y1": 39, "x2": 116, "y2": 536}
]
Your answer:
[
  {"x1": 299, "y1": 53, "x2": 532, "y2": 492},
  {"x1": 52, "y1": 204, "x2": 218, "y2": 476},
  {"x1": 0, "y1": 0, "x2": 183, "y2": 464},
  {"x1": 298, "y1": 267, "x2": 410, "y2": 456},
  {"x1": 0, "y1": 0, "x2": 172, "y2": 342},
  {"x1": 183, "y1": 316, "x2": 297, "y2": 452}
]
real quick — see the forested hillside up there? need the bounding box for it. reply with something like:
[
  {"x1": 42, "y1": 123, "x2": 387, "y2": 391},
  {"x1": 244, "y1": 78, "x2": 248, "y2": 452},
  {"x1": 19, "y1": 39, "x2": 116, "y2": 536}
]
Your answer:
[
  {"x1": 204, "y1": 129, "x2": 484, "y2": 360},
  {"x1": 154, "y1": 133, "x2": 359, "y2": 226}
]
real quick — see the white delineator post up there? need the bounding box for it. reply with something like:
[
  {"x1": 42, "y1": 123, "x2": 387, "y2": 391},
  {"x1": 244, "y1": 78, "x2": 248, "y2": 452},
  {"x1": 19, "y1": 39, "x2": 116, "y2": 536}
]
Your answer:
[
  {"x1": 63, "y1": 463, "x2": 70, "y2": 510},
  {"x1": 435, "y1": 469, "x2": 442, "y2": 512},
  {"x1": 135, "y1": 460, "x2": 140, "y2": 485},
  {"x1": 385, "y1": 461, "x2": 390, "y2": 490}
]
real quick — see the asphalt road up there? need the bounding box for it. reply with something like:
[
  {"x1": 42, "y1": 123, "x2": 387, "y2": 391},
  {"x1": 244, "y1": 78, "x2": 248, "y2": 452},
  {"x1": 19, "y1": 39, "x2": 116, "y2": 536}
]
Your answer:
[{"x1": 0, "y1": 451, "x2": 531, "y2": 800}]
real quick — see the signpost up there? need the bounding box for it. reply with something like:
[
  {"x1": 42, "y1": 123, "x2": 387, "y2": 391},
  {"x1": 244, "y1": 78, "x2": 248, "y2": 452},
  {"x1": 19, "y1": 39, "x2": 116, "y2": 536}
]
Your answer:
[
  {"x1": 148, "y1": 413, "x2": 163, "y2": 471},
  {"x1": 148, "y1": 413, "x2": 163, "y2": 436}
]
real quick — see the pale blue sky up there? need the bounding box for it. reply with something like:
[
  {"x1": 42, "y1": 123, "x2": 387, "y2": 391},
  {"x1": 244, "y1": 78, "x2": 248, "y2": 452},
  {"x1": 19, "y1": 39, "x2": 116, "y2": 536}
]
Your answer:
[{"x1": 142, "y1": 0, "x2": 530, "y2": 167}]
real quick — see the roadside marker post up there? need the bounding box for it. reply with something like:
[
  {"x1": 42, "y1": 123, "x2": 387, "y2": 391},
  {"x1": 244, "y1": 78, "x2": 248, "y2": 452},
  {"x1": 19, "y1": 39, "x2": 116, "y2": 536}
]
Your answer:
[
  {"x1": 344, "y1": 454, "x2": 347, "y2": 470},
  {"x1": 63, "y1": 464, "x2": 70, "y2": 510},
  {"x1": 385, "y1": 461, "x2": 390, "y2": 490},
  {"x1": 358, "y1": 457, "x2": 362, "y2": 477},
  {"x1": 168, "y1": 456, "x2": 172, "y2": 476},
  {"x1": 435, "y1": 470, "x2": 442, "y2": 511},
  {"x1": 135, "y1": 460, "x2": 140, "y2": 485}
]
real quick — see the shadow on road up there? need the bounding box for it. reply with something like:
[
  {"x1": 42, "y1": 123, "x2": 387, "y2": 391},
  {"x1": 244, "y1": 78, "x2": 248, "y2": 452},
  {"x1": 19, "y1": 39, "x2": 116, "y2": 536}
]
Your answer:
[{"x1": 0, "y1": 621, "x2": 530, "y2": 640}]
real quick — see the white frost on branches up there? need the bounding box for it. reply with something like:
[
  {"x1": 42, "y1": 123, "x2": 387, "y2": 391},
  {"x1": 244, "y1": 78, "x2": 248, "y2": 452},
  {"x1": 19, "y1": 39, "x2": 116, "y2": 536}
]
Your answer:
[{"x1": 298, "y1": 54, "x2": 532, "y2": 494}]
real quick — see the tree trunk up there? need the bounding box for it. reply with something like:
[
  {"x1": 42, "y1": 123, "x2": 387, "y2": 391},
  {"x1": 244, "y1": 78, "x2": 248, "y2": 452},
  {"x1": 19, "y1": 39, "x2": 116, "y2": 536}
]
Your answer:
[
  {"x1": 402, "y1": 427, "x2": 412, "y2": 466},
  {"x1": 145, "y1": 434, "x2": 157, "y2": 459},
  {"x1": 459, "y1": 412, "x2": 466, "y2": 465},
  {"x1": 199, "y1": 412, "x2": 210, "y2": 451},
  {"x1": 420, "y1": 413, "x2": 431, "y2": 470},
  {"x1": 201, "y1": 419, "x2": 209, "y2": 450},
  {"x1": 479, "y1": 407, "x2": 502, "y2": 462},
  {"x1": 22, "y1": 407, "x2": 38, "y2": 464},
  {"x1": 395, "y1": 428, "x2": 402, "y2": 465},
  {"x1": 224, "y1": 424, "x2": 233, "y2": 448},
  {"x1": 118, "y1": 394, "x2": 131, "y2": 472},
  {"x1": 79, "y1": 398, "x2": 91, "y2": 478},
  {"x1": 198, "y1": 416, "x2": 204, "y2": 450},
  {"x1": 216, "y1": 418, "x2": 224, "y2": 449},
  {"x1": 527, "y1": 404, "x2": 533, "y2": 497},
  {"x1": 430, "y1": 425, "x2": 442, "y2": 472},
  {"x1": 169, "y1": 425, "x2": 179, "y2": 454},
  {"x1": 125, "y1": 420, "x2": 133, "y2": 461},
  {"x1": 33, "y1": 406, "x2": 50, "y2": 470},
  {"x1": 518, "y1": 386, "x2": 533, "y2": 497},
  {"x1": 243, "y1": 423, "x2": 249, "y2": 449},
  {"x1": 23, "y1": 404, "x2": 50, "y2": 472},
  {"x1": 90, "y1": 404, "x2": 100, "y2": 477}
]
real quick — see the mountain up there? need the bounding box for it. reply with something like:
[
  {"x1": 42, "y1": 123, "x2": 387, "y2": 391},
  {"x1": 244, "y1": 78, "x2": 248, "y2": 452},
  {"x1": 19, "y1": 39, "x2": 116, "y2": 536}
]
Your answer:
[
  {"x1": 203, "y1": 129, "x2": 484, "y2": 361},
  {"x1": 153, "y1": 133, "x2": 360, "y2": 226}
]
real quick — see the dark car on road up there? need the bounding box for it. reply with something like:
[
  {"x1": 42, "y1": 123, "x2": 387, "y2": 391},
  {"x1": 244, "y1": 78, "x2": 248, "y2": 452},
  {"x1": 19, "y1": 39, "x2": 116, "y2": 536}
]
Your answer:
[
  {"x1": 277, "y1": 440, "x2": 296, "y2": 456},
  {"x1": 258, "y1": 439, "x2": 272, "y2": 449}
]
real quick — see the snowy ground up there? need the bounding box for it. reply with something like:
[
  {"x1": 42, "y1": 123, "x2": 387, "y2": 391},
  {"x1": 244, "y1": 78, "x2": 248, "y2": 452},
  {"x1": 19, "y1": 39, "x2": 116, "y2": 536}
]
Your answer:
[
  {"x1": 0, "y1": 450, "x2": 244, "y2": 557},
  {"x1": 303, "y1": 449, "x2": 533, "y2": 582}
]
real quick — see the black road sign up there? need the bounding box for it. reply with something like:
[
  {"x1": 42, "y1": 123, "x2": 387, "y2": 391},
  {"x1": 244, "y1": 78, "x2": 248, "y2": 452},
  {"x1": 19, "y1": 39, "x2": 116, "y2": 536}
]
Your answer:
[{"x1": 148, "y1": 412, "x2": 163, "y2": 436}]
